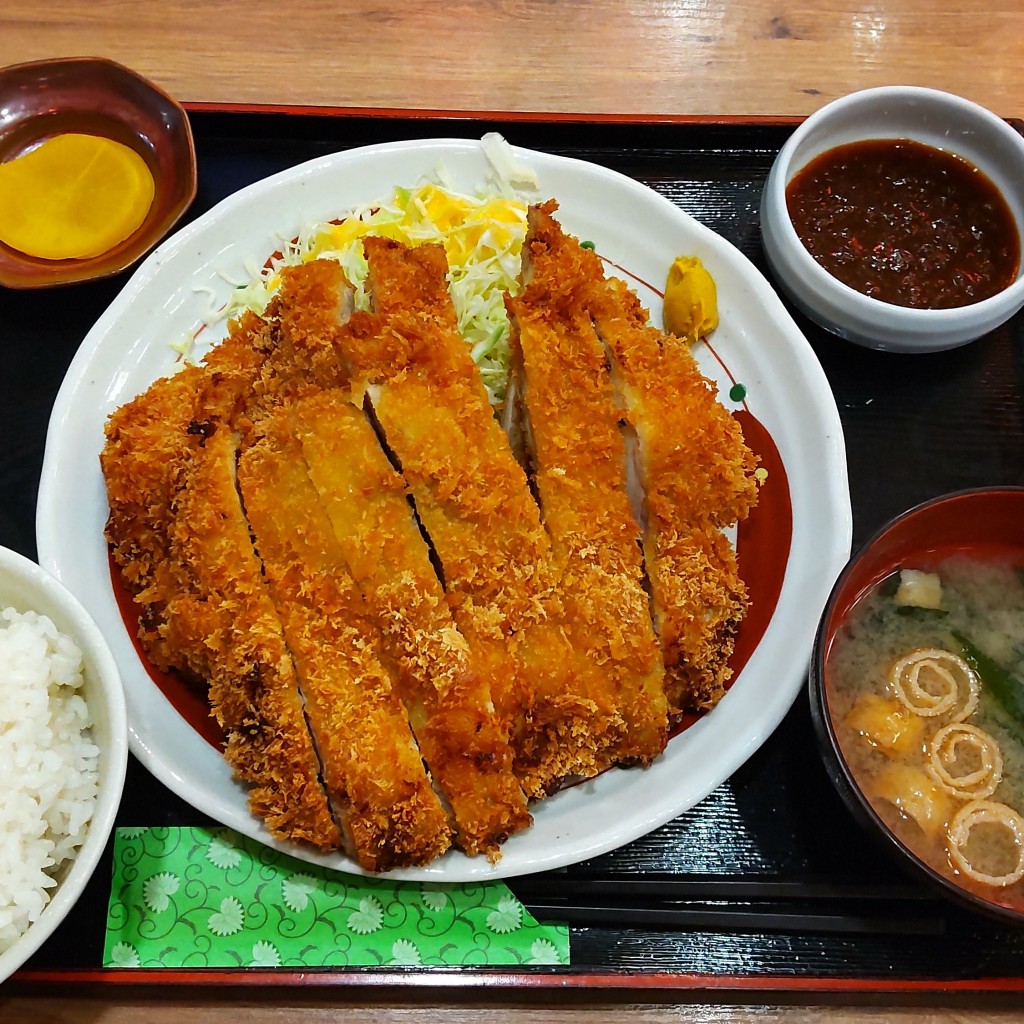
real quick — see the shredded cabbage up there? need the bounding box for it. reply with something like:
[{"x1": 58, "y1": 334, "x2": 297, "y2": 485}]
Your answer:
[{"x1": 198, "y1": 136, "x2": 537, "y2": 405}]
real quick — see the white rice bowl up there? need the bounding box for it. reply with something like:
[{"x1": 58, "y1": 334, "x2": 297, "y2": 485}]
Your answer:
[
  {"x1": 0, "y1": 546, "x2": 126, "y2": 984},
  {"x1": 0, "y1": 607, "x2": 99, "y2": 946}
]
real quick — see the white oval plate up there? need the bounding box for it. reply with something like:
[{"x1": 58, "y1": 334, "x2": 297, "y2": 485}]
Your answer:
[{"x1": 36, "y1": 138, "x2": 851, "y2": 881}]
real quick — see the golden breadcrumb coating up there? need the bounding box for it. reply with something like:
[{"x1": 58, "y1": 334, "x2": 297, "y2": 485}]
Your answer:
[
  {"x1": 170, "y1": 423, "x2": 342, "y2": 850},
  {"x1": 104, "y1": 313, "x2": 344, "y2": 851},
  {"x1": 341, "y1": 236, "x2": 615, "y2": 795},
  {"x1": 505, "y1": 204, "x2": 669, "y2": 765},
  {"x1": 259, "y1": 258, "x2": 355, "y2": 399},
  {"x1": 249, "y1": 261, "x2": 532, "y2": 852},
  {"x1": 580, "y1": 225, "x2": 760, "y2": 713},
  {"x1": 294, "y1": 388, "x2": 531, "y2": 856},
  {"x1": 102, "y1": 319, "x2": 270, "y2": 677},
  {"x1": 100, "y1": 203, "x2": 762, "y2": 867},
  {"x1": 101, "y1": 361, "x2": 208, "y2": 676},
  {"x1": 238, "y1": 408, "x2": 452, "y2": 870}
]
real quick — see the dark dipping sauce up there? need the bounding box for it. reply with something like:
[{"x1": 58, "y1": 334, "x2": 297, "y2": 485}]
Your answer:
[{"x1": 785, "y1": 138, "x2": 1021, "y2": 309}]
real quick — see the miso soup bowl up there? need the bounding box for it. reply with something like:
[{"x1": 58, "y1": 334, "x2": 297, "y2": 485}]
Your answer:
[
  {"x1": 809, "y1": 487, "x2": 1024, "y2": 926},
  {"x1": 761, "y1": 86, "x2": 1024, "y2": 352}
]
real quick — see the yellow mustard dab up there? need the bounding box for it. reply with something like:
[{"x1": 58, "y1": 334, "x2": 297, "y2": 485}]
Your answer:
[
  {"x1": 0, "y1": 133, "x2": 155, "y2": 260},
  {"x1": 663, "y1": 255, "x2": 719, "y2": 341}
]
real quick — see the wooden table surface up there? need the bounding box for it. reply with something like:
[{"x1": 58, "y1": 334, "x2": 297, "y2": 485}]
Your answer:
[
  {"x1": 1, "y1": 0, "x2": 1023, "y2": 119},
  {"x1": 3, "y1": 1, "x2": 1024, "y2": 1021}
]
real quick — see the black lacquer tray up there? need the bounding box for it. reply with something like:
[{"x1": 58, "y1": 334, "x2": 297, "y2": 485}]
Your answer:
[{"x1": 6, "y1": 109, "x2": 1024, "y2": 996}]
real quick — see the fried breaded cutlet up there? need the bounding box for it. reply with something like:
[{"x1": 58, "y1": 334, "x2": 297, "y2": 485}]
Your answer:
[
  {"x1": 169, "y1": 419, "x2": 342, "y2": 850},
  {"x1": 101, "y1": 198, "x2": 762, "y2": 868},
  {"x1": 294, "y1": 388, "x2": 532, "y2": 856},
  {"x1": 591, "y1": 272, "x2": 759, "y2": 712},
  {"x1": 101, "y1": 361, "x2": 209, "y2": 677},
  {"x1": 505, "y1": 205, "x2": 669, "y2": 765},
  {"x1": 237, "y1": 262, "x2": 532, "y2": 854},
  {"x1": 507, "y1": 204, "x2": 762, "y2": 714},
  {"x1": 255, "y1": 258, "x2": 355, "y2": 406},
  {"x1": 337, "y1": 236, "x2": 615, "y2": 796},
  {"x1": 102, "y1": 313, "x2": 347, "y2": 855},
  {"x1": 101, "y1": 316, "x2": 272, "y2": 683},
  {"x1": 238, "y1": 408, "x2": 452, "y2": 870}
]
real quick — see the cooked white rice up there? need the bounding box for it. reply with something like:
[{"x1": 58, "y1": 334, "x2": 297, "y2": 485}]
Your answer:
[{"x1": 0, "y1": 606, "x2": 99, "y2": 952}]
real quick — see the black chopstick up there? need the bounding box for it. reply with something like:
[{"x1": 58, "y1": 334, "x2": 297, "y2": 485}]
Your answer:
[
  {"x1": 509, "y1": 874, "x2": 946, "y2": 935},
  {"x1": 510, "y1": 874, "x2": 934, "y2": 902},
  {"x1": 519, "y1": 900, "x2": 946, "y2": 936}
]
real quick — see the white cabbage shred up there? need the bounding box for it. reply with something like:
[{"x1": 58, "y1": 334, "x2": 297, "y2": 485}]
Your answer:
[{"x1": 193, "y1": 135, "x2": 538, "y2": 405}]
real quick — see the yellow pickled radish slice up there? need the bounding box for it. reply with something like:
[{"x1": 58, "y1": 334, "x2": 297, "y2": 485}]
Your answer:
[{"x1": 0, "y1": 133, "x2": 155, "y2": 260}]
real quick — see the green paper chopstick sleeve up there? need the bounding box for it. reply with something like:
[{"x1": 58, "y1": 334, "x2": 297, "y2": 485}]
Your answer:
[{"x1": 103, "y1": 826, "x2": 569, "y2": 969}]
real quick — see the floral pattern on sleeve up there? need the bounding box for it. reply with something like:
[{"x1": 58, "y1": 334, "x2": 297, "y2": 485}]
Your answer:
[{"x1": 102, "y1": 826, "x2": 569, "y2": 969}]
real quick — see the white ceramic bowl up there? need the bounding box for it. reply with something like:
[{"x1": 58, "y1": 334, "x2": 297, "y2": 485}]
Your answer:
[
  {"x1": 0, "y1": 546, "x2": 127, "y2": 984},
  {"x1": 761, "y1": 86, "x2": 1024, "y2": 352}
]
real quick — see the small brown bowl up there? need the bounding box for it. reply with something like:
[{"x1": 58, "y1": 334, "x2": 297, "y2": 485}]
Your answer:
[
  {"x1": 809, "y1": 487, "x2": 1024, "y2": 926},
  {"x1": 0, "y1": 56, "x2": 197, "y2": 288}
]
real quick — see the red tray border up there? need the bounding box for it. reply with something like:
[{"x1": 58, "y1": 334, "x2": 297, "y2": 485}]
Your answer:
[
  {"x1": 13, "y1": 966, "x2": 1024, "y2": 995},
  {"x1": 183, "y1": 100, "x2": 805, "y2": 127}
]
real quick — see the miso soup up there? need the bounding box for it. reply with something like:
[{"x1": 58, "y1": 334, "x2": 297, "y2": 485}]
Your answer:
[{"x1": 826, "y1": 554, "x2": 1024, "y2": 911}]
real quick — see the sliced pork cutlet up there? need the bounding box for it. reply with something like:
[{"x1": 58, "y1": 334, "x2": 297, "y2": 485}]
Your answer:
[
  {"x1": 583, "y1": 240, "x2": 760, "y2": 714},
  {"x1": 253, "y1": 258, "x2": 355, "y2": 407},
  {"x1": 293, "y1": 388, "x2": 531, "y2": 856},
  {"x1": 338, "y1": 235, "x2": 611, "y2": 797},
  {"x1": 102, "y1": 360, "x2": 210, "y2": 678},
  {"x1": 101, "y1": 314, "x2": 269, "y2": 682},
  {"x1": 237, "y1": 408, "x2": 452, "y2": 870},
  {"x1": 504, "y1": 204, "x2": 669, "y2": 766},
  {"x1": 168, "y1": 417, "x2": 342, "y2": 852},
  {"x1": 234, "y1": 262, "x2": 531, "y2": 854},
  {"x1": 104, "y1": 309, "x2": 342, "y2": 851}
]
